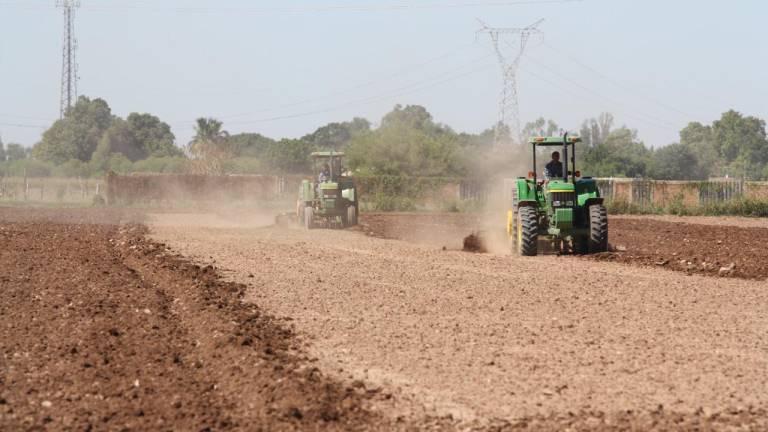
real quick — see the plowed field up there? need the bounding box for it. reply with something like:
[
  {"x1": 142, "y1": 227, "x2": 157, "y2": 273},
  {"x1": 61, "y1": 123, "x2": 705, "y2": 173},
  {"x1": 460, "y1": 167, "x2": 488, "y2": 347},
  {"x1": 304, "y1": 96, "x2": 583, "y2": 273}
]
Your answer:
[{"x1": 3, "y1": 208, "x2": 768, "y2": 430}]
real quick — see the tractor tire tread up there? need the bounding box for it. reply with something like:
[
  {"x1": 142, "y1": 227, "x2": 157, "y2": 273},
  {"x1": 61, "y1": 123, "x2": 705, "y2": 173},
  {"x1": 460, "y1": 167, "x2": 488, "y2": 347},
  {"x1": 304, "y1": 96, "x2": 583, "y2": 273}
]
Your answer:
[
  {"x1": 588, "y1": 204, "x2": 608, "y2": 253},
  {"x1": 519, "y1": 206, "x2": 538, "y2": 256}
]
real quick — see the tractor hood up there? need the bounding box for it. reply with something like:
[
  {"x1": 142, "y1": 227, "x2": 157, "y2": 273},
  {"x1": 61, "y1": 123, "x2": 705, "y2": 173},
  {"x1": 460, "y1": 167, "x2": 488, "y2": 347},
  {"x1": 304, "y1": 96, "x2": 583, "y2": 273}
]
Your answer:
[
  {"x1": 545, "y1": 181, "x2": 575, "y2": 193},
  {"x1": 319, "y1": 182, "x2": 339, "y2": 190}
]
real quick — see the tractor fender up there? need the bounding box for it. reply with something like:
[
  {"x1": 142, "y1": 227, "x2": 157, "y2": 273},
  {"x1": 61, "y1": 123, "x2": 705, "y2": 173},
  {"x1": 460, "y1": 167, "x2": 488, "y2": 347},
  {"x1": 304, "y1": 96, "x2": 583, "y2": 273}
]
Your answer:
[
  {"x1": 517, "y1": 200, "x2": 538, "y2": 208},
  {"x1": 584, "y1": 197, "x2": 604, "y2": 207}
]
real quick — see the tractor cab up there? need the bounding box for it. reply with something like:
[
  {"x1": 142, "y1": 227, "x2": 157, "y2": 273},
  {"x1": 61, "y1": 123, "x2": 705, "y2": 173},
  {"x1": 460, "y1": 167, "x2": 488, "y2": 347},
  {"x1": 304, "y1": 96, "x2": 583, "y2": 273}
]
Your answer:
[
  {"x1": 526, "y1": 134, "x2": 601, "y2": 210},
  {"x1": 312, "y1": 151, "x2": 345, "y2": 184},
  {"x1": 507, "y1": 134, "x2": 607, "y2": 256}
]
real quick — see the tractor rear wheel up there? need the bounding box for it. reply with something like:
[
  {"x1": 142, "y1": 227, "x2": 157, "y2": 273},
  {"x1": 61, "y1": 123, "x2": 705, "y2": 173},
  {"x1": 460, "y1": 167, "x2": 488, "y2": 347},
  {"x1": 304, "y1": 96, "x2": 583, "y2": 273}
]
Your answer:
[
  {"x1": 588, "y1": 204, "x2": 608, "y2": 253},
  {"x1": 517, "y1": 206, "x2": 538, "y2": 256},
  {"x1": 304, "y1": 206, "x2": 314, "y2": 230}
]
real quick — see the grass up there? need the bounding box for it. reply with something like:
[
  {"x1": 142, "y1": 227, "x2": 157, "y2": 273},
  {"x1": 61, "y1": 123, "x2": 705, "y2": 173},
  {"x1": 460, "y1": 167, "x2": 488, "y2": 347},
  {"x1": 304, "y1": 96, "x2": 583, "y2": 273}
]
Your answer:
[{"x1": 607, "y1": 198, "x2": 768, "y2": 217}]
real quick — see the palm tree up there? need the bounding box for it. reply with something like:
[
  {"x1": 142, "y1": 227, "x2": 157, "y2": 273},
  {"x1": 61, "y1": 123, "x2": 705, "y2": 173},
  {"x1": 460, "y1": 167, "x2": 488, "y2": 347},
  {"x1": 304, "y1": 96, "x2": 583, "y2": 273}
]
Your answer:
[
  {"x1": 188, "y1": 117, "x2": 231, "y2": 174},
  {"x1": 189, "y1": 118, "x2": 229, "y2": 156}
]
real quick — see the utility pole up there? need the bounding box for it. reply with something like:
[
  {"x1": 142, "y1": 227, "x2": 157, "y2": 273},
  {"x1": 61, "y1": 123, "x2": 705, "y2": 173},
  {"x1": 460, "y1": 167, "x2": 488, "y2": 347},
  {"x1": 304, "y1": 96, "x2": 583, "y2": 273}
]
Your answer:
[
  {"x1": 57, "y1": 0, "x2": 80, "y2": 118},
  {"x1": 477, "y1": 18, "x2": 543, "y2": 147}
]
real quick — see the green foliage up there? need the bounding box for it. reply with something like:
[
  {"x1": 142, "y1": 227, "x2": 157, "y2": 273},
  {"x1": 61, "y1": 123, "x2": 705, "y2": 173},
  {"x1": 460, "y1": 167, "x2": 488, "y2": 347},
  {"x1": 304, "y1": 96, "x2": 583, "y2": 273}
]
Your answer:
[
  {"x1": 107, "y1": 154, "x2": 133, "y2": 174},
  {"x1": 11, "y1": 98, "x2": 768, "y2": 185},
  {"x1": 34, "y1": 96, "x2": 113, "y2": 164},
  {"x1": 132, "y1": 157, "x2": 188, "y2": 174},
  {"x1": 356, "y1": 175, "x2": 455, "y2": 211},
  {"x1": 582, "y1": 127, "x2": 649, "y2": 177},
  {"x1": 99, "y1": 118, "x2": 147, "y2": 162},
  {"x1": 679, "y1": 121, "x2": 717, "y2": 177},
  {"x1": 31, "y1": 96, "x2": 181, "y2": 167},
  {"x1": 5, "y1": 143, "x2": 27, "y2": 162},
  {"x1": 647, "y1": 143, "x2": 705, "y2": 180},
  {"x1": 227, "y1": 133, "x2": 276, "y2": 158},
  {"x1": 126, "y1": 113, "x2": 181, "y2": 158},
  {"x1": 522, "y1": 117, "x2": 559, "y2": 138},
  {"x1": 53, "y1": 159, "x2": 92, "y2": 178},
  {"x1": 606, "y1": 195, "x2": 768, "y2": 218},
  {"x1": 605, "y1": 199, "x2": 656, "y2": 215},
  {"x1": 264, "y1": 139, "x2": 314, "y2": 174},
  {"x1": 0, "y1": 159, "x2": 54, "y2": 177},
  {"x1": 348, "y1": 105, "x2": 464, "y2": 177},
  {"x1": 712, "y1": 110, "x2": 768, "y2": 179},
  {"x1": 580, "y1": 113, "x2": 613, "y2": 148},
  {"x1": 301, "y1": 118, "x2": 370, "y2": 151},
  {"x1": 188, "y1": 117, "x2": 232, "y2": 174}
]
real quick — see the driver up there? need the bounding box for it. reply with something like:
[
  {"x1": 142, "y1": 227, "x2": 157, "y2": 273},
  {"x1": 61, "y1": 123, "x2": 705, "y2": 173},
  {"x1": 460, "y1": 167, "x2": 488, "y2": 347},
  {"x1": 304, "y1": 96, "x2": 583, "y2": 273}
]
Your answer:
[
  {"x1": 544, "y1": 151, "x2": 563, "y2": 179},
  {"x1": 318, "y1": 163, "x2": 331, "y2": 183}
]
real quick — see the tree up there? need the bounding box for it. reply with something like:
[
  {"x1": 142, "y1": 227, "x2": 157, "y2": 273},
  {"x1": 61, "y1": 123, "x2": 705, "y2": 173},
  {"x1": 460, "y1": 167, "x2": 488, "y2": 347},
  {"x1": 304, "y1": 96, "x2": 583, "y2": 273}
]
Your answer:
[
  {"x1": 227, "y1": 133, "x2": 276, "y2": 158},
  {"x1": 679, "y1": 121, "x2": 716, "y2": 178},
  {"x1": 126, "y1": 113, "x2": 181, "y2": 157},
  {"x1": 6, "y1": 143, "x2": 27, "y2": 162},
  {"x1": 347, "y1": 105, "x2": 463, "y2": 177},
  {"x1": 265, "y1": 139, "x2": 314, "y2": 173},
  {"x1": 712, "y1": 110, "x2": 768, "y2": 179},
  {"x1": 301, "y1": 118, "x2": 370, "y2": 151},
  {"x1": 33, "y1": 96, "x2": 113, "y2": 163},
  {"x1": 522, "y1": 117, "x2": 559, "y2": 138},
  {"x1": 0, "y1": 136, "x2": 5, "y2": 161},
  {"x1": 648, "y1": 143, "x2": 704, "y2": 180},
  {"x1": 580, "y1": 113, "x2": 613, "y2": 148},
  {"x1": 190, "y1": 118, "x2": 228, "y2": 151},
  {"x1": 188, "y1": 117, "x2": 231, "y2": 174},
  {"x1": 381, "y1": 105, "x2": 435, "y2": 131},
  {"x1": 96, "y1": 118, "x2": 146, "y2": 162},
  {"x1": 582, "y1": 127, "x2": 649, "y2": 177}
]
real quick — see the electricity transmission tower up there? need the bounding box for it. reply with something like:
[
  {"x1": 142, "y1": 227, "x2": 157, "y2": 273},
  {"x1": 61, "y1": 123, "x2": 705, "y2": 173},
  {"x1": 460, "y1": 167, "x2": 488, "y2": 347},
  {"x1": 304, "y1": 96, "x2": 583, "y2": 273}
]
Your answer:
[
  {"x1": 57, "y1": 0, "x2": 80, "y2": 118},
  {"x1": 477, "y1": 18, "x2": 543, "y2": 147}
]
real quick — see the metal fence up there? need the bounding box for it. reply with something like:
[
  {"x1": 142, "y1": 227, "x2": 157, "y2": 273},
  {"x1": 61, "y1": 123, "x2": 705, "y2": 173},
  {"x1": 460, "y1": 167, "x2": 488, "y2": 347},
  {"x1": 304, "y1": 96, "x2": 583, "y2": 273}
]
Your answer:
[
  {"x1": 593, "y1": 178, "x2": 768, "y2": 208},
  {"x1": 5, "y1": 174, "x2": 767, "y2": 209}
]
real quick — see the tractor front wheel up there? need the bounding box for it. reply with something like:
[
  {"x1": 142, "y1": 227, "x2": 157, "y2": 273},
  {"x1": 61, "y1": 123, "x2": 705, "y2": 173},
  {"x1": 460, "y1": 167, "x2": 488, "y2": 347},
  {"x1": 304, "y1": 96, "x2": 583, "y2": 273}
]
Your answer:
[
  {"x1": 347, "y1": 206, "x2": 358, "y2": 227},
  {"x1": 588, "y1": 204, "x2": 608, "y2": 253},
  {"x1": 304, "y1": 206, "x2": 314, "y2": 230},
  {"x1": 517, "y1": 206, "x2": 538, "y2": 256}
]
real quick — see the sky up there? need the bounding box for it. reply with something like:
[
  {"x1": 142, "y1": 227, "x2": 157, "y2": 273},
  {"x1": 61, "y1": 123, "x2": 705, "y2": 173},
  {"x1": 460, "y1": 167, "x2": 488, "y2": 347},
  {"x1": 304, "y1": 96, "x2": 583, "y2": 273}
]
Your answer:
[{"x1": 1, "y1": 0, "x2": 767, "y2": 149}]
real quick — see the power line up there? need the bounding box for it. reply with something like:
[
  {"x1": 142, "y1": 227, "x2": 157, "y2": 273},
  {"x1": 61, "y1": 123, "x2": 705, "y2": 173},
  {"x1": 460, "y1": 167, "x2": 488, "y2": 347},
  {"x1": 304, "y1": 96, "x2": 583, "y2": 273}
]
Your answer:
[
  {"x1": 222, "y1": 61, "x2": 496, "y2": 126},
  {"x1": 520, "y1": 52, "x2": 679, "y2": 131},
  {"x1": 538, "y1": 40, "x2": 697, "y2": 119},
  {"x1": 0, "y1": 0, "x2": 581, "y2": 14},
  {"x1": 0, "y1": 113, "x2": 57, "y2": 122},
  {"x1": 215, "y1": 41, "x2": 480, "y2": 121},
  {"x1": 518, "y1": 62, "x2": 680, "y2": 134},
  {"x1": 0, "y1": 0, "x2": 583, "y2": 14},
  {"x1": 0, "y1": 122, "x2": 48, "y2": 129}
]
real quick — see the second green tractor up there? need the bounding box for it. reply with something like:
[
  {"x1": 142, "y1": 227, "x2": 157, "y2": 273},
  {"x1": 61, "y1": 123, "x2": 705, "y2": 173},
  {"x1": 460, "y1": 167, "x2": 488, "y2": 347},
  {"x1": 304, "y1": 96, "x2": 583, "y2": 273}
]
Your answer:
[
  {"x1": 507, "y1": 134, "x2": 608, "y2": 256},
  {"x1": 298, "y1": 151, "x2": 359, "y2": 229}
]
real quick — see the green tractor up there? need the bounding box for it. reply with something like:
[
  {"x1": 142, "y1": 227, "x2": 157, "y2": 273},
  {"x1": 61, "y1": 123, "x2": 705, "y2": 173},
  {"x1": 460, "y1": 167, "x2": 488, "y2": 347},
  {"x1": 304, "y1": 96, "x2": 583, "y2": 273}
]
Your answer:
[
  {"x1": 507, "y1": 134, "x2": 608, "y2": 256},
  {"x1": 298, "y1": 151, "x2": 359, "y2": 229}
]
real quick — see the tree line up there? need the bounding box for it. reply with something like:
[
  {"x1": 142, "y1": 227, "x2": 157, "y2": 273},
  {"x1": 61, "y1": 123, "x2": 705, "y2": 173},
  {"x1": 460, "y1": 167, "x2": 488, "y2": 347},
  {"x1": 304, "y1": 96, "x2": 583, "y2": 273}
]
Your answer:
[{"x1": 3, "y1": 95, "x2": 767, "y2": 181}]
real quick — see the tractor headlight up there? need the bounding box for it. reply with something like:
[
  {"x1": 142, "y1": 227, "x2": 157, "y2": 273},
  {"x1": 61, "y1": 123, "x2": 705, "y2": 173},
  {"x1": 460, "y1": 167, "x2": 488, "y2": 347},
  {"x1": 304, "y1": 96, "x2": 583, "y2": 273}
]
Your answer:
[{"x1": 553, "y1": 200, "x2": 561, "y2": 207}]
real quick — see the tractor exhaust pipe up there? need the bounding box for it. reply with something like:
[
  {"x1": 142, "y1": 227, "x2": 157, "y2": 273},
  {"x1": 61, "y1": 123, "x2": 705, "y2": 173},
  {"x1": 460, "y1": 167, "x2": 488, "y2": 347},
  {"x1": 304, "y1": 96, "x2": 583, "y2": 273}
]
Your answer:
[{"x1": 562, "y1": 132, "x2": 569, "y2": 183}]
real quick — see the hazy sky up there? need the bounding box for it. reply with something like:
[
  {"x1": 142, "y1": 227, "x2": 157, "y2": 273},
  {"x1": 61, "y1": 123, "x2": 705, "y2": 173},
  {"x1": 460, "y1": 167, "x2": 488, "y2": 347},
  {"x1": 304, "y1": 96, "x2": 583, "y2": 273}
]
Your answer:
[{"x1": 1, "y1": 0, "x2": 766, "y2": 148}]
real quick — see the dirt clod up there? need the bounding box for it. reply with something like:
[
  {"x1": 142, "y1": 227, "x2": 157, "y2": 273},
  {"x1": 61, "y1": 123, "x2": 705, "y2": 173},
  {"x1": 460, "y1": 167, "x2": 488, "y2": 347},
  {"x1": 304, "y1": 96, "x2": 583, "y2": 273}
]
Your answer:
[{"x1": 463, "y1": 232, "x2": 487, "y2": 253}]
